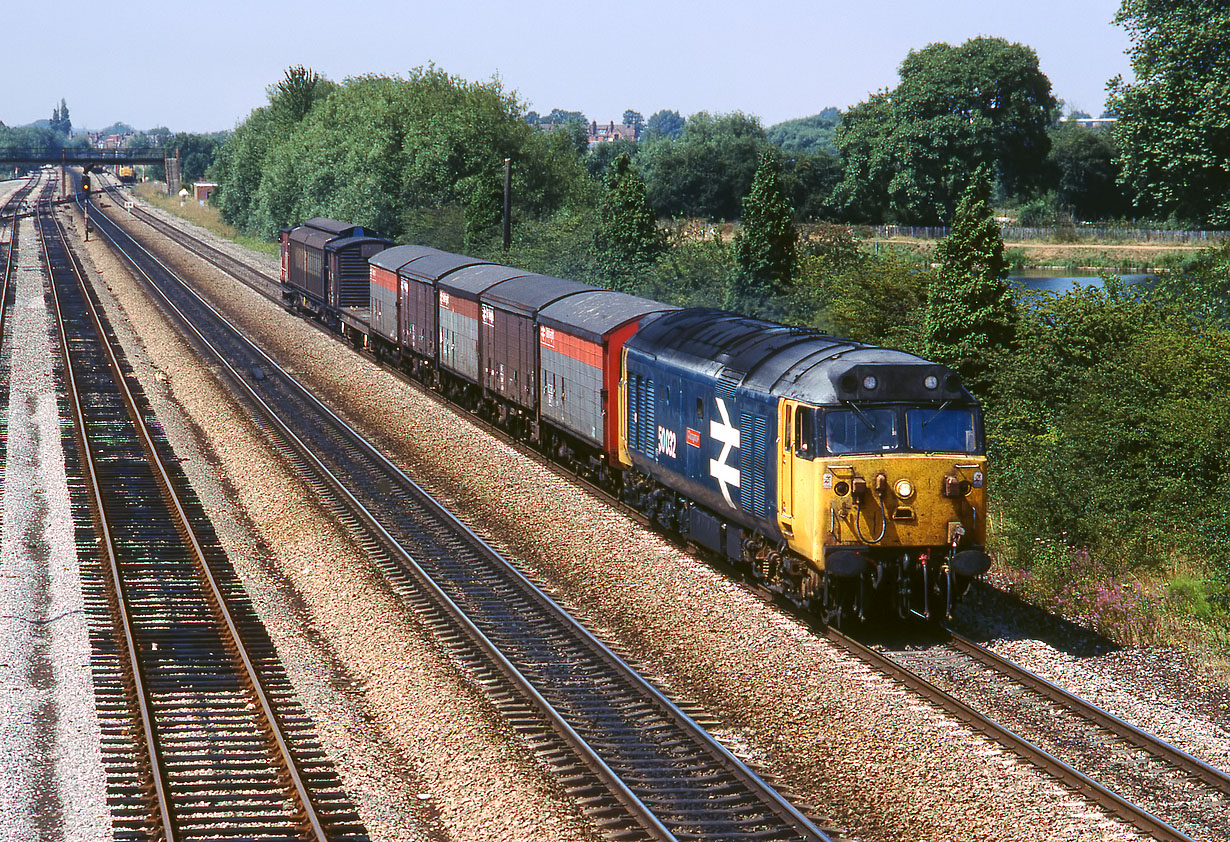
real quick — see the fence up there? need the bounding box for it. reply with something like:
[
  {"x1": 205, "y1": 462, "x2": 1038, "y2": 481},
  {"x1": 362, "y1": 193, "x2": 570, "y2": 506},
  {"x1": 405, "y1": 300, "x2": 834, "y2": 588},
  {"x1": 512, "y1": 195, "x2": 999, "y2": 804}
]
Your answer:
[{"x1": 869, "y1": 224, "x2": 1230, "y2": 245}]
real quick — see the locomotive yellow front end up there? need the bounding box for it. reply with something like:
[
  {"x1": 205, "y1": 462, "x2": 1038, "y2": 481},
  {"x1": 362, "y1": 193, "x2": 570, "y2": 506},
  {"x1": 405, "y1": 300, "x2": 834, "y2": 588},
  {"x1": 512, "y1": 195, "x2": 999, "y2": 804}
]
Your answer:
[{"x1": 777, "y1": 364, "x2": 990, "y2": 624}]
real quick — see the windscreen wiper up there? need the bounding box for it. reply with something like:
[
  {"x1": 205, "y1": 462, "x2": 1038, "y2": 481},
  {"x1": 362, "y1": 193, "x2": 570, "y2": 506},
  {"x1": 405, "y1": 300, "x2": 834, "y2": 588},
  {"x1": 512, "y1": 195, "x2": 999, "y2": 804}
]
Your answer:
[
  {"x1": 920, "y1": 400, "x2": 952, "y2": 429},
  {"x1": 847, "y1": 401, "x2": 876, "y2": 431}
]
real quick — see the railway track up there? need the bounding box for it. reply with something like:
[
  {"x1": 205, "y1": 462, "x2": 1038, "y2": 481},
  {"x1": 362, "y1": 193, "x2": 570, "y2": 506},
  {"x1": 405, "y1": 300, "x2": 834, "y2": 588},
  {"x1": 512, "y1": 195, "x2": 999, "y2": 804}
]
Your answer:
[
  {"x1": 0, "y1": 174, "x2": 43, "y2": 510},
  {"x1": 859, "y1": 629, "x2": 1230, "y2": 842},
  {"x1": 83, "y1": 189, "x2": 837, "y2": 840},
  {"x1": 95, "y1": 182, "x2": 1230, "y2": 841},
  {"x1": 38, "y1": 196, "x2": 367, "y2": 841},
  {"x1": 101, "y1": 181, "x2": 280, "y2": 301}
]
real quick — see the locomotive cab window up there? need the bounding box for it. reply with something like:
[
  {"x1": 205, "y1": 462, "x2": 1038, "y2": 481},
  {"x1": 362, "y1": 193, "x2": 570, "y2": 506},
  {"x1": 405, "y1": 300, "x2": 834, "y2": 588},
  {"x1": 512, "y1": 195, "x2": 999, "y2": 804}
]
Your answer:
[
  {"x1": 906, "y1": 407, "x2": 978, "y2": 453},
  {"x1": 826, "y1": 407, "x2": 899, "y2": 454},
  {"x1": 794, "y1": 405, "x2": 818, "y2": 459}
]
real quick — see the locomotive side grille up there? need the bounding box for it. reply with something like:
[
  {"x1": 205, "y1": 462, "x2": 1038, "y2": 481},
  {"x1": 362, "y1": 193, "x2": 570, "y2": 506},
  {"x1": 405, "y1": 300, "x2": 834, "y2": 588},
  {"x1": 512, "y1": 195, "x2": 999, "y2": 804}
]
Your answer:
[
  {"x1": 740, "y1": 412, "x2": 770, "y2": 517},
  {"x1": 642, "y1": 376, "x2": 655, "y2": 456}
]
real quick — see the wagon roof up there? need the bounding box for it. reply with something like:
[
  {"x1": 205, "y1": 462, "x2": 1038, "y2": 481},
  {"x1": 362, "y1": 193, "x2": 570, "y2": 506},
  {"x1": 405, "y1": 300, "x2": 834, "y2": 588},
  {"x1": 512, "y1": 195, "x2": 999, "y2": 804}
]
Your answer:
[
  {"x1": 538, "y1": 290, "x2": 678, "y2": 343},
  {"x1": 302, "y1": 217, "x2": 364, "y2": 237},
  {"x1": 291, "y1": 227, "x2": 337, "y2": 249},
  {"x1": 326, "y1": 234, "x2": 391, "y2": 252},
  {"x1": 370, "y1": 244, "x2": 438, "y2": 272},
  {"x1": 400, "y1": 251, "x2": 492, "y2": 282},
  {"x1": 438, "y1": 264, "x2": 532, "y2": 298},
  {"x1": 480, "y1": 273, "x2": 593, "y2": 317}
]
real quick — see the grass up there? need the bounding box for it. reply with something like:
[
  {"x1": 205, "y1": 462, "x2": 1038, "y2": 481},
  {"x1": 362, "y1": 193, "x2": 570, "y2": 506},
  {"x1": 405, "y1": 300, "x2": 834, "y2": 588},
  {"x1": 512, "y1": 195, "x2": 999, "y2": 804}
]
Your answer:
[
  {"x1": 988, "y1": 529, "x2": 1230, "y2": 688},
  {"x1": 132, "y1": 182, "x2": 278, "y2": 255}
]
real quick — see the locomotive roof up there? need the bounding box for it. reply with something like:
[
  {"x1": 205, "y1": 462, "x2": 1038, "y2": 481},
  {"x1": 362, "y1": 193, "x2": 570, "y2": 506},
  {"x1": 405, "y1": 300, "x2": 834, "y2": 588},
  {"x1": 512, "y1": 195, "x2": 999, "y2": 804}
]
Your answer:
[
  {"x1": 438, "y1": 263, "x2": 531, "y2": 298},
  {"x1": 370, "y1": 244, "x2": 438, "y2": 272},
  {"x1": 629, "y1": 308, "x2": 972, "y2": 405},
  {"x1": 480, "y1": 273, "x2": 594, "y2": 317},
  {"x1": 400, "y1": 251, "x2": 491, "y2": 282},
  {"x1": 538, "y1": 290, "x2": 678, "y2": 343}
]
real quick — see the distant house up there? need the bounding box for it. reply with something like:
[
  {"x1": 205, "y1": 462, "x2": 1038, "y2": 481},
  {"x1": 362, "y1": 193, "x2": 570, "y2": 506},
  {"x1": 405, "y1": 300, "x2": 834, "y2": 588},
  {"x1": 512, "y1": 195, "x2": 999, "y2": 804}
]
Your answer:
[
  {"x1": 588, "y1": 120, "x2": 639, "y2": 145},
  {"x1": 535, "y1": 118, "x2": 641, "y2": 146},
  {"x1": 1060, "y1": 117, "x2": 1117, "y2": 131},
  {"x1": 90, "y1": 132, "x2": 134, "y2": 150}
]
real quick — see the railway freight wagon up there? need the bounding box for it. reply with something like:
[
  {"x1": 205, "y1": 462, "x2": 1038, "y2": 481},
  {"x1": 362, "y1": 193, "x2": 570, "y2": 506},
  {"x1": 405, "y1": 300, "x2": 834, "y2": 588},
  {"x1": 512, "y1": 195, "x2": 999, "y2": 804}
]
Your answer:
[
  {"x1": 478, "y1": 274, "x2": 593, "y2": 428},
  {"x1": 435, "y1": 264, "x2": 531, "y2": 401},
  {"x1": 369, "y1": 248, "x2": 492, "y2": 380},
  {"x1": 284, "y1": 218, "x2": 390, "y2": 319},
  {"x1": 369, "y1": 245, "x2": 431, "y2": 349},
  {"x1": 535, "y1": 291, "x2": 676, "y2": 483},
  {"x1": 620, "y1": 308, "x2": 989, "y2": 624}
]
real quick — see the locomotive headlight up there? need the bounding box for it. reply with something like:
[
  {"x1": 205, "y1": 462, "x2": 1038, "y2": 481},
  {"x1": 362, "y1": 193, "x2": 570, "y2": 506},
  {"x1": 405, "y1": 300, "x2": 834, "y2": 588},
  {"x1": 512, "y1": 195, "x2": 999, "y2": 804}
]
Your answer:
[
  {"x1": 862, "y1": 375, "x2": 878, "y2": 390},
  {"x1": 894, "y1": 478, "x2": 915, "y2": 500},
  {"x1": 923, "y1": 375, "x2": 939, "y2": 390}
]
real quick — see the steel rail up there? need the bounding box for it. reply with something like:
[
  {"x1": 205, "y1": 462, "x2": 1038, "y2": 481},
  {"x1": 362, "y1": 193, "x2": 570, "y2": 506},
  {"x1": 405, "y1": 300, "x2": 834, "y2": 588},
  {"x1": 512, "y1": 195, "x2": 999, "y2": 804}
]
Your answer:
[
  {"x1": 37, "y1": 198, "x2": 181, "y2": 842},
  {"x1": 83, "y1": 191, "x2": 831, "y2": 842},
  {"x1": 1, "y1": 175, "x2": 40, "y2": 341},
  {"x1": 100, "y1": 180, "x2": 281, "y2": 299},
  {"x1": 45, "y1": 200, "x2": 331, "y2": 841},
  {"x1": 824, "y1": 627, "x2": 1199, "y2": 842},
  {"x1": 947, "y1": 631, "x2": 1230, "y2": 796}
]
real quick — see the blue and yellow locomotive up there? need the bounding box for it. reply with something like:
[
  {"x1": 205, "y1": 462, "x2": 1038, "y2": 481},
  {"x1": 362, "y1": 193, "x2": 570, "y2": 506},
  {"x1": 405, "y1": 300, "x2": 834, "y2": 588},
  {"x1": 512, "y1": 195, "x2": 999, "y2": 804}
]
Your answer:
[{"x1": 620, "y1": 308, "x2": 990, "y2": 624}]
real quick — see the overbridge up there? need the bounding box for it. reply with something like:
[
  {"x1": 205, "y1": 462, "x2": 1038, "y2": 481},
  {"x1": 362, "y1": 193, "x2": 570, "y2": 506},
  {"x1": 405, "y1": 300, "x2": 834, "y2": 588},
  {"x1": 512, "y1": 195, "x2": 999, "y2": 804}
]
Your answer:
[
  {"x1": 0, "y1": 147, "x2": 184, "y2": 193},
  {"x1": 0, "y1": 147, "x2": 167, "y2": 167}
]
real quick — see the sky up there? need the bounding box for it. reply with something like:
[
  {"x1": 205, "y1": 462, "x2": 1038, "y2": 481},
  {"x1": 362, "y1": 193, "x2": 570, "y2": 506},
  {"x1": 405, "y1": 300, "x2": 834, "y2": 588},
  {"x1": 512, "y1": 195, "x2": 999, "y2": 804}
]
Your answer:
[{"x1": 8, "y1": 0, "x2": 1134, "y2": 134}]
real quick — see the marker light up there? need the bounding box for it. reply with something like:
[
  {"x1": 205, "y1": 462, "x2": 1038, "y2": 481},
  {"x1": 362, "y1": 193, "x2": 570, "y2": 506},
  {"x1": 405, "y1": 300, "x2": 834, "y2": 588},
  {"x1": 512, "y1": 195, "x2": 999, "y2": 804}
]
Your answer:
[
  {"x1": 924, "y1": 375, "x2": 939, "y2": 389},
  {"x1": 862, "y1": 375, "x2": 878, "y2": 390},
  {"x1": 895, "y1": 479, "x2": 915, "y2": 499}
]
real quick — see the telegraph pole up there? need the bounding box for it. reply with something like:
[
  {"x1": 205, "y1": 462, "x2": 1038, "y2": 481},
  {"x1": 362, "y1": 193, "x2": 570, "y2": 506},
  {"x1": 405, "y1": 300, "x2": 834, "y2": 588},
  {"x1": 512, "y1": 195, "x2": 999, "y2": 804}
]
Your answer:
[{"x1": 503, "y1": 157, "x2": 512, "y2": 250}]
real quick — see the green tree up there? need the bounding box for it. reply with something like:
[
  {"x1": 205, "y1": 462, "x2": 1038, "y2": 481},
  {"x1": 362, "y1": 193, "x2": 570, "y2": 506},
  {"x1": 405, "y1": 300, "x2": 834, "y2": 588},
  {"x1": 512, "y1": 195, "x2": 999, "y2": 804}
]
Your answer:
[
  {"x1": 766, "y1": 108, "x2": 841, "y2": 155},
  {"x1": 989, "y1": 279, "x2": 1230, "y2": 589},
  {"x1": 637, "y1": 112, "x2": 767, "y2": 219},
  {"x1": 1047, "y1": 123, "x2": 1129, "y2": 220},
  {"x1": 1108, "y1": 0, "x2": 1230, "y2": 224},
  {"x1": 644, "y1": 109, "x2": 685, "y2": 141},
  {"x1": 779, "y1": 151, "x2": 842, "y2": 221},
  {"x1": 269, "y1": 65, "x2": 334, "y2": 127},
  {"x1": 210, "y1": 107, "x2": 278, "y2": 232},
  {"x1": 585, "y1": 137, "x2": 637, "y2": 179},
  {"x1": 545, "y1": 108, "x2": 586, "y2": 125},
  {"x1": 622, "y1": 109, "x2": 644, "y2": 136},
  {"x1": 730, "y1": 149, "x2": 796, "y2": 314},
  {"x1": 834, "y1": 37, "x2": 1056, "y2": 223},
  {"x1": 925, "y1": 172, "x2": 1016, "y2": 393},
  {"x1": 210, "y1": 67, "x2": 590, "y2": 241},
  {"x1": 151, "y1": 132, "x2": 224, "y2": 183},
  {"x1": 593, "y1": 152, "x2": 663, "y2": 292},
  {"x1": 49, "y1": 99, "x2": 71, "y2": 135},
  {"x1": 821, "y1": 255, "x2": 930, "y2": 353}
]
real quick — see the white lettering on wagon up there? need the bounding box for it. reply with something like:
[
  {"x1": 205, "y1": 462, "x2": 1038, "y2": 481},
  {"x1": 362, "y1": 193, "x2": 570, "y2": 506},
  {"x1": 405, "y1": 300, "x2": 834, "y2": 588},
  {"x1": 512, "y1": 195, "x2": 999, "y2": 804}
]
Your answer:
[{"x1": 709, "y1": 397, "x2": 741, "y2": 508}]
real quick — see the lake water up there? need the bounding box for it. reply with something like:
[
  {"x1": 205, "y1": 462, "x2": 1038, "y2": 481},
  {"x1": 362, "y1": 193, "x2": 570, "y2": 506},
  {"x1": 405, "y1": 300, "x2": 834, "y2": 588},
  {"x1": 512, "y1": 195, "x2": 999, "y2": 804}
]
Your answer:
[{"x1": 1009, "y1": 270, "x2": 1156, "y2": 293}]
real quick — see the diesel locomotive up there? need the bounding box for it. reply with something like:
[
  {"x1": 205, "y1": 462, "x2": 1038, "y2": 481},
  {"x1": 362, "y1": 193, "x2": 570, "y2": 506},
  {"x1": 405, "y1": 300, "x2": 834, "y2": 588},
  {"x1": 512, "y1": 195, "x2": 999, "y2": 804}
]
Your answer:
[{"x1": 280, "y1": 218, "x2": 991, "y2": 625}]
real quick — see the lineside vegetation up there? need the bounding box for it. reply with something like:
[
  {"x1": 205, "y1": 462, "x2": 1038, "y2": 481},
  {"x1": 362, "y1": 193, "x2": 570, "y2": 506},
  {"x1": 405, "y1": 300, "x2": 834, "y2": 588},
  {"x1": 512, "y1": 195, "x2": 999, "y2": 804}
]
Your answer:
[{"x1": 178, "y1": 11, "x2": 1230, "y2": 666}]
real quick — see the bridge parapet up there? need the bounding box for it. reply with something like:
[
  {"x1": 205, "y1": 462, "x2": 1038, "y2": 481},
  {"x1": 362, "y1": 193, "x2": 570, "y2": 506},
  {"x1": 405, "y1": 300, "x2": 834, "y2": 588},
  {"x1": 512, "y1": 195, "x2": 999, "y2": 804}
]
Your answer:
[{"x1": 0, "y1": 149, "x2": 168, "y2": 166}]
